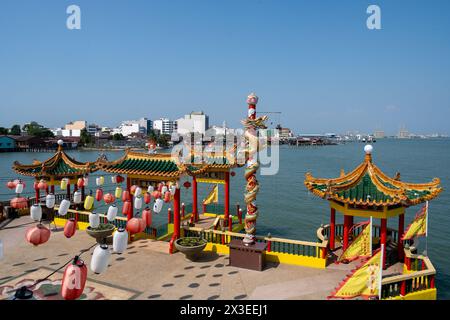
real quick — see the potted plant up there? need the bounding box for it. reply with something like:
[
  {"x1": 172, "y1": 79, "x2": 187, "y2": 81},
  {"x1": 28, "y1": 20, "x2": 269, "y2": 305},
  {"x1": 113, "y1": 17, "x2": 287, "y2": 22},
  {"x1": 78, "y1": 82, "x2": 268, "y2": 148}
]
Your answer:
[
  {"x1": 174, "y1": 237, "x2": 207, "y2": 261},
  {"x1": 86, "y1": 223, "x2": 115, "y2": 244}
]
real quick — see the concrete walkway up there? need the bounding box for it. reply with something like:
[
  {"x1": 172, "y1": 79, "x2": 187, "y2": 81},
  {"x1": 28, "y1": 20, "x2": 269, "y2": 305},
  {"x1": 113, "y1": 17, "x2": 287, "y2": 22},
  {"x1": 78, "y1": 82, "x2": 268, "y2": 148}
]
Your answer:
[{"x1": 0, "y1": 216, "x2": 355, "y2": 300}]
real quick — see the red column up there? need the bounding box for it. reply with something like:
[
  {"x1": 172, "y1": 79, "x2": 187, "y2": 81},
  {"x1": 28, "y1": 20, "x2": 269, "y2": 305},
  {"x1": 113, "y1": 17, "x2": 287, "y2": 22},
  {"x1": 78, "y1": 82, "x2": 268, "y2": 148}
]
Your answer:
[
  {"x1": 173, "y1": 187, "x2": 181, "y2": 239},
  {"x1": 126, "y1": 177, "x2": 133, "y2": 220},
  {"x1": 224, "y1": 171, "x2": 230, "y2": 226},
  {"x1": 343, "y1": 215, "x2": 351, "y2": 250},
  {"x1": 330, "y1": 208, "x2": 336, "y2": 250},
  {"x1": 398, "y1": 213, "x2": 405, "y2": 261},
  {"x1": 380, "y1": 218, "x2": 387, "y2": 269},
  {"x1": 35, "y1": 185, "x2": 40, "y2": 205},
  {"x1": 66, "y1": 183, "x2": 71, "y2": 200},
  {"x1": 192, "y1": 177, "x2": 198, "y2": 222}
]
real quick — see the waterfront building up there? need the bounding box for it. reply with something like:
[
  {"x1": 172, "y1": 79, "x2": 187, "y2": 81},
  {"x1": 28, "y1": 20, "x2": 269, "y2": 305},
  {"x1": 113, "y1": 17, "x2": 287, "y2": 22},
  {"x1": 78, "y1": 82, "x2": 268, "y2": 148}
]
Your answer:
[
  {"x1": 65, "y1": 120, "x2": 87, "y2": 131},
  {"x1": 0, "y1": 135, "x2": 17, "y2": 152},
  {"x1": 153, "y1": 118, "x2": 177, "y2": 135},
  {"x1": 374, "y1": 130, "x2": 385, "y2": 139},
  {"x1": 176, "y1": 111, "x2": 209, "y2": 135}
]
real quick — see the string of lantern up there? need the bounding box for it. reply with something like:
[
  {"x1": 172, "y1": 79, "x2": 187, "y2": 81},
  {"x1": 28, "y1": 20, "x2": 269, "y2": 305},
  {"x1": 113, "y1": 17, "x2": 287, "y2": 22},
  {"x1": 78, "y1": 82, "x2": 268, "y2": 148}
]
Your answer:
[{"x1": 1, "y1": 173, "x2": 182, "y2": 300}]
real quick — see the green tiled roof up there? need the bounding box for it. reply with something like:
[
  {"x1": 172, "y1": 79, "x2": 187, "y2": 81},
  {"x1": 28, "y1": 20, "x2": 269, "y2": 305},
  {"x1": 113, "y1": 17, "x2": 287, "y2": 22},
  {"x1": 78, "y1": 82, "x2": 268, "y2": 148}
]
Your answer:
[
  {"x1": 110, "y1": 158, "x2": 178, "y2": 173},
  {"x1": 336, "y1": 174, "x2": 393, "y2": 202}
]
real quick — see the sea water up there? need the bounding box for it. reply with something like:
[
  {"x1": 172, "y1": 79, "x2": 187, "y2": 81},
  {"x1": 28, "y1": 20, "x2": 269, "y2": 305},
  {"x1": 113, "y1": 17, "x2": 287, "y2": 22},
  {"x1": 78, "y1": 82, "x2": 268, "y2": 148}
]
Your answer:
[{"x1": 0, "y1": 139, "x2": 449, "y2": 298}]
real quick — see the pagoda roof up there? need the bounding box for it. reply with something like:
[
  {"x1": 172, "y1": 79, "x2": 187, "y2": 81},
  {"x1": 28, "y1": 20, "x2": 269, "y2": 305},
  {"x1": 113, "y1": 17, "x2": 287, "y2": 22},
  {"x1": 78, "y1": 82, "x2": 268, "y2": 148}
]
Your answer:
[
  {"x1": 97, "y1": 150, "x2": 184, "y2": 179},
  {"x1": 12, "y1": 145, "x2": 98, "y2": 178},
  {"x1": 304, "y1": 146, "x2": 442, "y2": 207}
]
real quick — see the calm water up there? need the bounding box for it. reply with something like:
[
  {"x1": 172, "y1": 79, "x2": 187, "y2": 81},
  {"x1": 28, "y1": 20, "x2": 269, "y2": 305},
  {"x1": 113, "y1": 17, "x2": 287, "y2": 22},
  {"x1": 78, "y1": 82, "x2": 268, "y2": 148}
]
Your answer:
[{"x1": 1, "y1": 139, "x2": 449, "y2": 299}]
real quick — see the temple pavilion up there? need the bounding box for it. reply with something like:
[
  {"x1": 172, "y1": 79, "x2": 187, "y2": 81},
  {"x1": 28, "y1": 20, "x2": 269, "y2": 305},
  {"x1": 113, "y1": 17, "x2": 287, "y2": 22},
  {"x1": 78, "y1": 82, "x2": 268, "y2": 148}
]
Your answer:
[
  {"x1": 12, "y1": 141, "x2": 98, "y2": 202},
  {"x1": 304, "y1": 145, "x2": 442, "y2": 267}
]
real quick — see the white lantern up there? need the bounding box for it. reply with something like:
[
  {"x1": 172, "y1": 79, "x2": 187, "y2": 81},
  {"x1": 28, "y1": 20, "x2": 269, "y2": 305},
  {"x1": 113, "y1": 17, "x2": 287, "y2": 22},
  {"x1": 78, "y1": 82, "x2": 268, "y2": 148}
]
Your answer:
[
  {"x1": 153, "y1": 198, "x2": 164, "y2": 213},
  {"x1": 169, "y1": 185, "x2": 177, "y2": 195},
  {"x1": 111, "y1": 175, "x2": 117, "y2": 184},
  {"x1": 73, "y1": 190, "x2": 82, "y2": 204},
  {"x1": 96, "y1": 176, "x2": 104, "y2": 186},
  {"x1": 30, "y1": 204, "x2": 42, "y2": 221},
  {"x1": 134, "y1": 187, "x2": 142, "y2": 197},
  {"x1": 58, "y1": 199, "x2": 71, "y2": 216},
  {"x1": 161, "y1": 186, "x2": 168, "y2": 194},
  {"x1": 113, "y1": 228, "x2": 128, "y2": 254},
  {"x1": 134, "y1": 196, "x2": 143, "y2": 210},
  {"x1": 83, "y1": 176, "x2": 89, "y2": 187},
  {"x1": 90, "y1": 244, "x2": 111, "y2": 274},
  {"x1": 89, "y1": 212, "x2": 100, "y2": 229},
  {"x1": 46, "y1": 194, "x2": 56, "y2": 209},
  {"x1": 147, "y1": 185, "x2": 154, "y2": 193},
  {"x1": 15, "y1": 183, "x2": 24, "y2": 194},
  {"x1": 107, "y1": 205, "x2": 118, "y2": 222}
]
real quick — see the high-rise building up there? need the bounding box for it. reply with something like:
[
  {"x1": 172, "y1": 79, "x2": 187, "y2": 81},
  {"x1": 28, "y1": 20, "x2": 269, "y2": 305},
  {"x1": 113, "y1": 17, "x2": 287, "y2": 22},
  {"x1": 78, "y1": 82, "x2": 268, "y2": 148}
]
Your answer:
[
  {"x1": 153, "y1": 118, "x2": 176, "y2": 135},
  {"x1": 176, "y1": 111, "x2": 209, "y2": 135}
]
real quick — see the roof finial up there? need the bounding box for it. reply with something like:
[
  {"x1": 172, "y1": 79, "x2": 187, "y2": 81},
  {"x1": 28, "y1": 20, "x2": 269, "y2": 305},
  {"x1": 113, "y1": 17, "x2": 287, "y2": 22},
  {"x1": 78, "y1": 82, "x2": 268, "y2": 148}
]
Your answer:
[
  {"x1": 364, "y1": 144, "x2": 373, "y2": 162},
  {"x1": 57, "y1": 139, "x2": 64, "y2": 151}
]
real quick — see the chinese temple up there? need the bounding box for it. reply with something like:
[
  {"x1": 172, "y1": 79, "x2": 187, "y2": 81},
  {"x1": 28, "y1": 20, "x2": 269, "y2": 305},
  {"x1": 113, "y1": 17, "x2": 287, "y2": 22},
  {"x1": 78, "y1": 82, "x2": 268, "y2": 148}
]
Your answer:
[{"x1": 304, "y1": 144, "x2": 442, "y2": 267}]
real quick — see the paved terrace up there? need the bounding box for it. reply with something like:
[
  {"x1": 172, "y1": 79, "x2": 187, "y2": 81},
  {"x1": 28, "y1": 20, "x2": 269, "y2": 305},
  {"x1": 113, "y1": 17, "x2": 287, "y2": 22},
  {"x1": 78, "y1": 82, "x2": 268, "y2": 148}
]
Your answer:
[{"x1": 1, "y1": 216, "x2": 365, "y2": 300}]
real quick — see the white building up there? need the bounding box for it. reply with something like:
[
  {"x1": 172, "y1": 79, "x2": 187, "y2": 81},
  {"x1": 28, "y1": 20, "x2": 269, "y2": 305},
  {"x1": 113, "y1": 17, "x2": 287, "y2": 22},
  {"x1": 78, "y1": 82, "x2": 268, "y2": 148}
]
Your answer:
[
  {"x1": 153, "y1": 118, "x2": 177, "y2": 135},
  {"x1": 113, "y1": 122, "x2": 142, "y2": 137},
  {"x1": 51, "y1": 128, "x2": 81, "y2": 137},
  {"x1": 176, "y1": 111, "x2": 209, "y2": 135}
]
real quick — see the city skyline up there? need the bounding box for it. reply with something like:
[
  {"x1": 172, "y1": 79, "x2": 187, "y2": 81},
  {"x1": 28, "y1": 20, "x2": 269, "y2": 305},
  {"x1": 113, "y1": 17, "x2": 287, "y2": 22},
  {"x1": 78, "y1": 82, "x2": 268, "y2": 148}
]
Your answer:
[{"x1": 1, "y1": 0, "x2": 449, "y2": 135}]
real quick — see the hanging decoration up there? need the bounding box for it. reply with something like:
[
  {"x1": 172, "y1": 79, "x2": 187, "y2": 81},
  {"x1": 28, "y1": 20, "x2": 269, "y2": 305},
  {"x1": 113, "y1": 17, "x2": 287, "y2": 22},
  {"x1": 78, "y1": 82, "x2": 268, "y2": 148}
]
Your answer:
[
  {"x1": 144, "y1": 192, "x2": 151, "y2": 204},
  {"x1": 183, "y1": 181, "x2": 191, "y2": 189},
  {"x1": 30, "y1": 204, "x2": 42, "y2": 221},
  {"x1": 134, "y1": 196, "x2": 143, "y2": 210},
  {"x1": 95, "y1": 176, "x2": 104, "y2": 187},
  {"x1": 153, "y1": 198, "x2": 164, "y2": 213},
  {"x1": 37, "y1": 179, "x2": 48, "y2": 190},
  {"x1": 107, "y1": 205, "x2": 118, "y2": 221},
  {"x1": 10, "y1": 197, "x2": 28, "y2": 209},
  {"x1": 84, "y1": 192, "x2": 94, "y2": 210},
  {"x1": 163, "y1": 191, "x2": 171, "y2": 203},
  {"x1": 46, "y1": 193, "x2": 56, "y2": 209},
  {"x1": 147, "y1": 185, "x2": 154, "y2": 193},
  {"x1": 103, "y1": 193, "x2": 115, "y2": 205},
  {"x1": 151, "y1": 190, "x2": 161, "y2": 199},
  {"x1": 61, "y1": 256, "x2": 87, "y2": 300},
  {"x1": 95, "y1": 188, "x2": 103, "y2": 202},
  {"x1": 60, "y1": 178, "x2": 69, "y2": 191},
  {"x1": 26, "y1": 224, "x2": 51, "y2": 246},
  {"x1": 15, "y1": 181, "x2": 24, "y2": 194},
  {"x1": 89, "y1": 212, "x2": 100, "y2": 229},
  {"x1": 122, "y1": 190, "x2": 131, "y2": 202},
  {"x1": 115, "y1": 186, "x2": 123, "y2": 199},
  {"x1": 58, "y1": 199, "x2": 71, "y2": 216},
  {"x1": 116, "y1": 175, "x2": 124, "y2": 184},
  {"x1": 64, "y1": 218, "x2": 77, "y2": 238},
  {"x1": 142, "y1": 208, "x2": 152, "y2": 227},
  {"x1": 122, "y1": 200, "x2": 132, "y2": 216},
  {"x1": 126, "y1": 218, "x2": 145, "y2": 234},
  {"x1": 77, "y1": 177, "x2": 85, "y2": 188},
  {"x1": 83, "y1": 176, "x2": 89, "y2": 187},
  {"x1": 111, "y1": 175, "x2": 117, "y2": 184},
  {"x1": 6, "y1": 180, "x2": 16, "y2": 190},
  {"x1": 90, "y1": 244, "x2": 111, "y2": 274},
  {"x1": 73, "y1": 190, "x2": 82, "y2": 204},
  {"x1": 113, "y1": 228, "x2": 128, "y2": 254}
]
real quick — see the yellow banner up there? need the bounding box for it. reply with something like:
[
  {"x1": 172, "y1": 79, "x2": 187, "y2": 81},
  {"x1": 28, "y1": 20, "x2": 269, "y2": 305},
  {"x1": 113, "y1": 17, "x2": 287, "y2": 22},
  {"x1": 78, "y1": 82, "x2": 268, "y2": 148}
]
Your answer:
[
  {"x1": 329, "y1": 249, "x2": 383, "y2": 299},
  {"x1": 203, "y1": 185, "x2": 219, "y2": 205},
  {"x1": 339, "y1": 220, "x2": 372, "y2": 262},
  {"x1": 401, "y1": 205, "x2": 427, "y2": 240}
]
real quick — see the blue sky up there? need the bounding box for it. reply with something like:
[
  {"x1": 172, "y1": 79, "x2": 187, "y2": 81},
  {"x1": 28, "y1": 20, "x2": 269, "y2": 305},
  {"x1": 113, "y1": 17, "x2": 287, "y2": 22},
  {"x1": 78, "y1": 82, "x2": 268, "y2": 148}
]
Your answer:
[{"x1": 0, "y1": 0, "x2": 449, "y2": 135}]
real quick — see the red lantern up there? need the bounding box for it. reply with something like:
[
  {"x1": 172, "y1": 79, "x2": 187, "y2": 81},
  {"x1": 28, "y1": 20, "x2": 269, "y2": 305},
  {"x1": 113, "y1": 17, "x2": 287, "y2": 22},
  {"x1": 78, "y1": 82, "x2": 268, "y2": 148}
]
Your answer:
[
  {"x1": 163, "y1": 191, "x2": 171, "y2": 203},
  {"x1": 95, "y1": 188, "x2": 103, "y2": 202},
  {"x1": 142, "y1": 208, "x2": 152, "y2": 227},
  {"x1": 122, "y1": 190, "x2": 131, "y2": 202},
  {"x1": 77, "y1": 178, "x2": 85, "y2": 188},
  {"x1": 64, "y1": 218, "x2": 77, "y2": 238},
  {"x1": 6, "y1": 180, "x2": 16, "y2": 190},
  {"x1": 126, "y1": 217, "x2": 145, "y2": 234},
  {"x1": 183, "y1": 181, "x2": 191, "y2": 189},
  {"x1": 26, "y1": 224, "x2": 51, "y2": 246},
  {"x1": 103, "y1": 193, "x2": 115, "y2": 205},
  {"x1": 10, "y1": 197, "x2": 28, "y2": 209},
  {"x1": 37, "y1": 179, "x2": 47, "y2": 190},
  {"x1": 122, "y1": 200, "x2": 132, "y2": 216},
  {"x1": 144, "y1": 192, "x2": 151, "y2": 204},
  {"x1": 157, "y1": 183, "x2": 164, "y2": 192},
  {"x1": 130, "y1": 185, "x2": 138, "y2": 195},
  {"x1": 151, "y1": 190, "x2": 161, "y2": 199},
  {"x1": 116, "y1": 175, "x2": 124, "y2": 184},
  {"x1": 61, "y1": 256, "x2": 87, "y2": 300}
]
